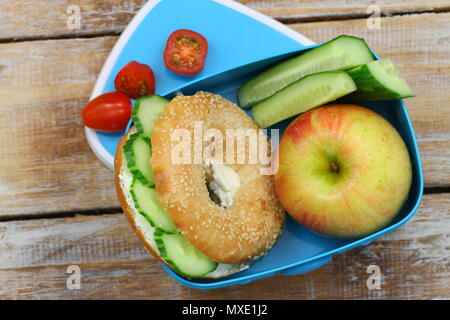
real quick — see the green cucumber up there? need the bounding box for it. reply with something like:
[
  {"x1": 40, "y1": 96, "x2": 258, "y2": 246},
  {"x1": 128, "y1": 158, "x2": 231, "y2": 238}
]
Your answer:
[
  {"x1": 124, "y1": 133, "x2": 154, "y2": 186},
  {"x1": 251, "y1": 71, "x2": 357, "y2": 128},
  {"x1": 130, "y1": 179, "x2": 177, "y2": 233},
  {"x1": 344, "y1": 59, "x2": 415, "y2": 101},
  {"x1": 238, "y1": 35, "x2": 375, "y2": 108},
  {"x1": 155, "y1": 230, "x2": 218, "y2": 277},
  {"x1": 126, "y1": 95, "x2": 218, "y2": 277},
  {"x1": 132, "y1": 95, "x2": 169, "y2": 137}
]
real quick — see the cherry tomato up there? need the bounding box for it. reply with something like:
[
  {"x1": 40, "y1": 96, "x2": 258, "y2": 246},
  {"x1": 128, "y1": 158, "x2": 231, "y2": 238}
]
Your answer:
[
  {"x1": 164, "y1": 29, "x2": 208, "y2": 76},
  {"x1": 114, "y1": 61, "x2": 155, "y2": 99},
  {"x1": 82, "y1": 92, "x2": 132, "y2": 132}
]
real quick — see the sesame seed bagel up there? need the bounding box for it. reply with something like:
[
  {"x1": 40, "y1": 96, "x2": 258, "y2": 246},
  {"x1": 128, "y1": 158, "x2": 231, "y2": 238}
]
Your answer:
[{"x1": 151, "y1": 91, "x2": 285, "y2": 265}]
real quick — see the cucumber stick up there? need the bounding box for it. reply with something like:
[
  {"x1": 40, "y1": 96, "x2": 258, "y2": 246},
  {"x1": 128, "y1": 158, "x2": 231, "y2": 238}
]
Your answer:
[
  {"x1": 238, "y1": 35, "x2": 375, "y2": 108},
  {"x1": 130, "y1": 179, "x2": 177, "y2": 233},
  {"x1": 126, "y1": 95, "x2": 169, "y2": 186},
  {"x1": 155, "y1": 230, "x2": 218, "y2": 277},
  {"x1": 345, "y1": 59, "x2": 415, "y2": 101},
  {"x1": 251, "y1": 71, "x2": 357, "y2": 128},
  {"x1": 124, "y1": 133, "x2": 154, "y2": 186},
  {"x1": 132, "y1": 95, "x2": 169, "y2": 137},
  {"x1": 126, "y1": 96, "x2": 218, "y2": 277}
]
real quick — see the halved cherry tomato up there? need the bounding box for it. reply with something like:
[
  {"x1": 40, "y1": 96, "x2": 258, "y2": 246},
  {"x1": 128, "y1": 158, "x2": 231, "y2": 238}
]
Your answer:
[
  {"x1": 82, "y1": 92, "x2": 132, "y2": 132},
  {"x1": 164, "y1": 29, "x2": 208, "y2": 76},
  {"x1": 114, "y1": 61, "x2": 155, "y2": 99}
]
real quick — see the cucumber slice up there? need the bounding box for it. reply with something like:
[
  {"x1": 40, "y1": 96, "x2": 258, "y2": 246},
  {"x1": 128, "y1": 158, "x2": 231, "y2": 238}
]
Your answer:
[
  {"x1": 238, "y1": 35, "x2": 375, "y2": 108},
  {"x1": 132, "y1": 95, "x2": 169, "y2": 137},
  {"x1": 130, "y1": 179, "x2": 177, "y2": 233},
  {"x1": 345, "y1": 59, "x2": 415, "y2": 101},
  {"x1": 124, "y1": 133, "x2": 154, "y2": 186},
  {"x1": 251, "y1": 71, "x2": 357, "y2": 128},
  {"x1": 155, "y1": 231, "x2": 218, "y2": 277}
]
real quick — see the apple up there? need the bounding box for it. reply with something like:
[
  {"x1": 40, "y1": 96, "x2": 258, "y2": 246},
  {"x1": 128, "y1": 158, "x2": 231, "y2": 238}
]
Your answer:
[{"x1": 274, "y1": 104, "x2": 413, "y2": 238}]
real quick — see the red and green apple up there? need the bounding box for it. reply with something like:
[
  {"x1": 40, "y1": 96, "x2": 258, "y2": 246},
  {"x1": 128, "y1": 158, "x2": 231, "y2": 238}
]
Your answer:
[{"x1": 274, "y1": 104, "x2": 413, "y2": 238}]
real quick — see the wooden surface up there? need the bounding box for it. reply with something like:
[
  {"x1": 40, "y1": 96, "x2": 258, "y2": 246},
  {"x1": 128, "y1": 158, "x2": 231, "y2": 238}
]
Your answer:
[
  {"x1": 0, "y1": 0, "x2": 449, "y2": 299},
  {"x1": 0, "y1": 0, "x2": 448, "y2": 41},
  {"x1": 0, "y1": 193, "x2": 448, "y2": 299}
]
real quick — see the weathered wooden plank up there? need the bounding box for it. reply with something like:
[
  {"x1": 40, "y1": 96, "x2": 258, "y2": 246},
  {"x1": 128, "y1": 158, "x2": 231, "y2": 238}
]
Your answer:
[
  {"x1": 241, "y1": 0, "x2": 450, "y2": 20},
  {"x1": 0, "y1": 0, "x2": 146, "y2": 41},
  {"x1": 291, "y1": 13, "x2": 450, "y2": 188},
  {"x1": 0, "y1": 13, "x2": 448, "y2": 218},
  {"x1": 0, "y1": 193, "x2": 448, "y2": 299},
  {"x1": 0, "y1": 0, "x2": 448, "y2": 41},
  {"x1": 0, "y1": 36, "x2": 121, "y2": 217}
]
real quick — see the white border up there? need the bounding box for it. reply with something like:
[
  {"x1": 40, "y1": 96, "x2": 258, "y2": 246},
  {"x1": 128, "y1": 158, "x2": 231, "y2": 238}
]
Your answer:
[{"x1": 85, "y1": 0, "x2": 315, "y2": 170}]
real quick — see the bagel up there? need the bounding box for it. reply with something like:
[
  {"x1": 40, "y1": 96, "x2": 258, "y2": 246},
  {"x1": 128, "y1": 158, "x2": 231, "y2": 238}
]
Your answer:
[{"x1": 115, "y1": 92, "x2": 285, "y2": 278}]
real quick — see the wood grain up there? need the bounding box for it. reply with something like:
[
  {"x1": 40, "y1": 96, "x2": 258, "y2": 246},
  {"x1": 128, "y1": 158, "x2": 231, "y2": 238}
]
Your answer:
[
  {"x1": 0, "y1": 193, "x2": 448, "y2": 300},
  {"x1": 241, "y1": 0, "x2": 450, "y2": 21},
  {"x1": 0, "y1": 13, "x2": 449, "y2": 218},
  {"x1": 0, "y1": 36, "x2": 120, "y2": 218},
  {"x1": 0, "y1": 0, "x2": 147, "y2": 41},
  {"x1": 0, "y1": 0, "x2": 448, "y2": 41}
]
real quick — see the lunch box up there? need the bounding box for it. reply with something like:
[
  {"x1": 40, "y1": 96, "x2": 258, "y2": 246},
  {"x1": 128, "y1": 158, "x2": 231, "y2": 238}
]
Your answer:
[{"x1": 85, "y1": 0, "x2": 424, "y2": 289}]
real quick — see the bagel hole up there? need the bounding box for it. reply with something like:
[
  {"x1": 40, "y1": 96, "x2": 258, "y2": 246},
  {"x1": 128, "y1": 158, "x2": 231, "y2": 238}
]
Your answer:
[
  {"x1": 204, "y1": 161, "x2": 240, "y2": 208},
  {"x1": 206, "y1": 179, "x2": 222, "y2": 206},
  {"x1": 205, "y1": 167, "x2": 223, "y2": 206}
]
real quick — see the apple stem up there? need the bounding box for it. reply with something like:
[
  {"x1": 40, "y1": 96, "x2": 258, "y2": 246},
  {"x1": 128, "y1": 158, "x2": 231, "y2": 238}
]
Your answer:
[{"x1": 330, "y1": 161, "x2": 339, "y2": 173}]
